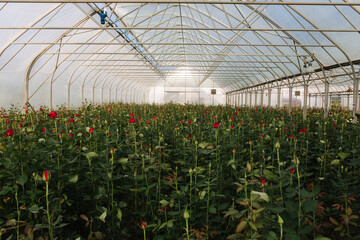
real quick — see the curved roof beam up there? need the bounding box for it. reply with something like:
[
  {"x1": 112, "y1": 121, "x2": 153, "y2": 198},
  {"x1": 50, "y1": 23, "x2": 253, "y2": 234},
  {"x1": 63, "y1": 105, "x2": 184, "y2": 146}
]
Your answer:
[
  {"x1": 25, "y1": 15, "x2": 91, "y2": 105},
  {"x1": 0, "y1": 3, "x2": 64, "y2": 70}
]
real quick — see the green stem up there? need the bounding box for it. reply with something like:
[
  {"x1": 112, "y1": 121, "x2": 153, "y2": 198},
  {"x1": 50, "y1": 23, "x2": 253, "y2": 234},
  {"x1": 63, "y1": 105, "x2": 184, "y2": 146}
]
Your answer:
[
  {"x1": 277, "y1": 148, "x2": 284, "y2": 206},
  {"x1": 296, "y1": 162, "x2": 301, "y2": 229},
  {"x1": 185, "y1": 218, "x2": 190, "y2": 240},
  {"x1": 206, "y1": 163, "x2": 211, "y2": 240},
  {"x1": 15, "y1": 191, "x2": 20, "y2": 240},
  {"x1": 143, "y1": 228, "x2": 146, "y2": 240},
  {"x1": 46, "y1": 181, "x2": 53, "y2": 240},
  {"x1": 175, "y1": 166, "x2": 181, "y2": 213}
]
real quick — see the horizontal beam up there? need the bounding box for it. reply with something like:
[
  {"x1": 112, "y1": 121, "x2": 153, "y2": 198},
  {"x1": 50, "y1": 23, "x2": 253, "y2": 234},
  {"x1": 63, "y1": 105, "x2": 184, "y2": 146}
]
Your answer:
[
  {"x1": 102, "y1": 69, "x2": 263, "y2": 73},
  {"x1": 3, "y1": 27, "x2": 359, "y2": 33},
  {"x1": 66, "y1": 59, "x2": 292, "y2": 63},
  {"x1": 43, "y1": 52, "x2": 308, "y2": 57},
  {"x1": 87, "y1": 64, "x2": 277, "y2": 69},
  {"x1": 226, "y1": 59, "x2": 360, "y2": 94},
  {"x1": 3, "y1": 0, "x2": 360, "y2": 5},
  {"x1": 10, "y1": 42, "x2": 336, "y2": 47}
]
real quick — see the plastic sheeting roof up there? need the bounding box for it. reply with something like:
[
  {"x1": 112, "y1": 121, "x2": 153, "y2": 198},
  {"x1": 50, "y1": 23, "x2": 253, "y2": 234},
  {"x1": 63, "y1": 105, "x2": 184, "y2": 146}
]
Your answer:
[{"x1": 0, "y1": 1, "x2": 359, "y2": 108}]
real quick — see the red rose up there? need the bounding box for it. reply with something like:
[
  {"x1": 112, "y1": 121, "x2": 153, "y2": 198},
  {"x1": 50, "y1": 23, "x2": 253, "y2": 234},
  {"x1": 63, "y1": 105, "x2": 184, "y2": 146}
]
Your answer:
[
  {"x1": 5, "y1": 129, "x2": 14, "y2": 136},
  {"x1": 42, "y1": 170, "x2": 50, "y2": 181},
  {"x1": 89, "y1": 128, "x2": 94, "y2": 133},
  {"x1": 48, "y1": 111, "x2": 57, "y2": 119},
  {"x1": 260, "y1": 178, "x2": 265, "y2": 187},
  {"x1": 130, "y1": 118, "x2": 135, "y2": 123},
  {"x1": 213, "y1": 122, "x2": 219, "y2": 128}
]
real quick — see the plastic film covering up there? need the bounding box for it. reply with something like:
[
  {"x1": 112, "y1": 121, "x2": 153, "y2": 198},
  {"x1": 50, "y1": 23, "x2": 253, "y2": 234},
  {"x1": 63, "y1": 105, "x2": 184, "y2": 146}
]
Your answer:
[{"x1": 0, "y1": 1, "x2": 359, "y2": 108}]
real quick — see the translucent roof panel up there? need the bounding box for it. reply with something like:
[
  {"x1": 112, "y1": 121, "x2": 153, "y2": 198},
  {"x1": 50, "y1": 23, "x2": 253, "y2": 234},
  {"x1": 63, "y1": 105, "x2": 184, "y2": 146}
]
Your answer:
[{"x1": 0, "y1": 0, "x2": 359, "y2": 108}]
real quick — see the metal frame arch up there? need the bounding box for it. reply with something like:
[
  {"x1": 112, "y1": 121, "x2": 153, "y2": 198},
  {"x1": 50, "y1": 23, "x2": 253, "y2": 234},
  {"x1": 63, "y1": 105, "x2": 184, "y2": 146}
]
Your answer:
[{"x1": 25, "y1": 16, "x2": 91, "y2": 106}]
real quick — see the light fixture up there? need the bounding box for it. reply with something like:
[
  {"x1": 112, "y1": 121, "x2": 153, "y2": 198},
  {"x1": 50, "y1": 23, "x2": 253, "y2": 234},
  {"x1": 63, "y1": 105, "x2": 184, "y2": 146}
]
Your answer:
[
  {"x1": 302, "y1": 54, "x2": 315, "y2": 74},
  {"x1": 100, "y1": 8, "x2": 107, "y2": 25}
]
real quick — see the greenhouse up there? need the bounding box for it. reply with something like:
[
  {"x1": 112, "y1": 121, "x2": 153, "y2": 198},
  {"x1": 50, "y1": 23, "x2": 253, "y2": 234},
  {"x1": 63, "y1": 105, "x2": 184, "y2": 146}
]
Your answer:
[{"x1": 0, "y1": 0, "x2": 360, "y2": 239}]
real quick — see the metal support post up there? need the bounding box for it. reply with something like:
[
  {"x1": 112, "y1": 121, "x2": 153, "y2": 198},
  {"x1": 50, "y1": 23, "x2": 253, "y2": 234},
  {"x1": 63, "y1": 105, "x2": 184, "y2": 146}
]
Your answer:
[
  {"x1": 277, "y1": 88, "x2": 281, "y2": 108},
  {"x1": 353, "y1": 75, "x2": 359, "y2": 119},
  {"x1": 303, "y1": 84, "x2": 308, "y2": 120},
  {"x1": 268, "y1": 88, "x2": 272, "y2": 107},
  {"x1": 254, "y1": 91, "x2": 258, "y2": 106},
  {"x1": 288, "y1": 86, "x2": 293, "y2": 114},
  {"x1": 260, "y1": 89, "x2": 264, "y2": 107},
  {"x1": 324, "y1": 81, "x2": 330, "y2": 118},
  {"x1": 249, "y1": 92, "x2": 252, "y2": 107}
]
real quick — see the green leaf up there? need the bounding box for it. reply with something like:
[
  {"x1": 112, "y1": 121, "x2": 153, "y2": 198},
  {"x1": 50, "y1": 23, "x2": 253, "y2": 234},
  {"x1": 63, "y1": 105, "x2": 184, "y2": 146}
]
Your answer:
[
  {"x1": 314, "y1": 237, "x2": 332, "y2": 240},
  {"x1": 99, "y1": 210, "x2": 107, "y2": 223},
  {"x1": 263, "y1": 169, "x2": 278, "y2": 181},
  {"x1": 198, "y1": 142, "x2": 209, "y2": 149},
  {"x1": 251, "y1": 191, "x2": 269, "y2": 202},
  {"x1": 224, "y1": 208, "x2": 239, "y2": 218},
  {"x1": 338, "y1": 152, "x2": 350, "y2": 160},
  {"x1": 159, "y1": 199, "x2": 169, "y2": 207},
  {"x1": 249, "y1": 222, "x2": 258, "y2": 231},
  {"x1": 199, "y1": 190, "x2": 206, "y2": 200},
  {"x1": 227, "y1": 233, "x2": 243, "y2": 239},
  {"x1": 16, "y1": 175, "x2": 28, "y2": 185},
  {"x1": 119, "y1": 158, "x2": 128, "y2": 164},
  {"x1": 301, "y1": 185, "x2": 321, "y2": 198},
  {"x1": 209, "y1": 206, "x2": 216, "y2": 214},
  {"x1": 267, "y1": 207, "x2": 285, "y2": 213},
  {"x1": 302, "y1": 200, "x2": 318, "y2": 213},
  {"x1": 68, "y1": 175, "x2": 78, "y2": 183},
  {"x1": 265, "y1": 231, "x2": 277, "y2": 240},
  {"x1": 28, "y1": 204, "x2": 42, "y2": 214},
  {"x1": 86, "y1": 152, "x2": 98, "y2": 159},
  {"x1": 285, "y1": 233, "x2": 300, "y2": 240},
  {"x1": 330, "y1": 160, "x2": 340, "y2": 165},
  {"x1": 235, "y1": 220, "x2": 247, "y2": 233},
  {"x1": 0, "y1": 186, "x2": 13, "y2": 196},
  {"x1": 116, "y1": 208, "x2": 122, "y2": 221},
  {"x1": 159, "y1": 222, "x2": 167, "y2": 230},
  {"x1": 298, "y1": 225, "x2": 313, "y2": 234},
  {"x1": 167, "y1": 220, "x2": 174, "y2": 228}
]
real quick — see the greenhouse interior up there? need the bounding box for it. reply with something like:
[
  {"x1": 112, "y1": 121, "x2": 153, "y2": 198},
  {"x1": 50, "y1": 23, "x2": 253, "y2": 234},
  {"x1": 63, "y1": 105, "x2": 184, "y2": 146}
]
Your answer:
[{"x1": 1, "y1": 1, "x2": 360, "y2": 240}]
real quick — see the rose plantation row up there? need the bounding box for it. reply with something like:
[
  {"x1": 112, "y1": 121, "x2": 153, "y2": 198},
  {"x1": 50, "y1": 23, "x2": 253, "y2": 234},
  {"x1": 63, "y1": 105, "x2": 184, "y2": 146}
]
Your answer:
[{"x1": 0, "y1": 103, "x2": 359, "y2": 240}]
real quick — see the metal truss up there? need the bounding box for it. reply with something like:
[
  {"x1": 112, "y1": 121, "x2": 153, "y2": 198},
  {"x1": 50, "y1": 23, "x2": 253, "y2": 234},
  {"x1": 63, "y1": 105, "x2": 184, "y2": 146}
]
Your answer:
[{"x1": 0, "y1": 0, "x2": 359, "y2": 112}]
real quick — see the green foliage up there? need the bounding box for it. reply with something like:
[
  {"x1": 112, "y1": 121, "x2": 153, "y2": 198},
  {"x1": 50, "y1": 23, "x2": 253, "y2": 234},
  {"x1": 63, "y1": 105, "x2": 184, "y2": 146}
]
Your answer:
[{"x1": 0, "y1": 103, "x2": 359, "y2": 239}]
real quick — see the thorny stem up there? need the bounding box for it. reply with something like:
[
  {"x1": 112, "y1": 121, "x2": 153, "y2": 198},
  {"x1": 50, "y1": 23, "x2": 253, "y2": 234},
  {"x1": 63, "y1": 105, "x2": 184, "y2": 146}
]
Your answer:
[{"x1": 277, "y1": 148, "x2": 284, "y2": 206}]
